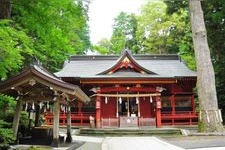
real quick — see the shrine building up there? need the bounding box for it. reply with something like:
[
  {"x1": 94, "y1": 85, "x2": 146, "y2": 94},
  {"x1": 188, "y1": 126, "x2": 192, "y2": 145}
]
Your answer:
[{"x1": 46, "y1": 50, "x2": 198, "y2": 128}]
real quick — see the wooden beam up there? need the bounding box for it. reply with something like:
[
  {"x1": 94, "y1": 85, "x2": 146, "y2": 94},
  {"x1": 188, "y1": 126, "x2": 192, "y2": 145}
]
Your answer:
[
  {"x1": 91, "y1": 93, "x2": 161, "y2": 98},
  {"x1": 100, "y1": 86, "x2": 156, "y2": 93},
  {"x1": 81, "y1": 79, "x2": 177, "y2": 84},
  {"x1": 51, "y1": 98, "x2": 60, "y2": 147},
  {"x1": 12, "y1": 99, "x2": 23, "y2": 140},
  {"x1": 66, "y1": 107, "x2": 72, "y2": 143}
]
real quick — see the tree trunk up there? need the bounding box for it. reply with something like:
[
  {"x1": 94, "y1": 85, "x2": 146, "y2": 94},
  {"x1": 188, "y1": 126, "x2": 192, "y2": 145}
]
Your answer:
[
  {"x1": 0, "y1": 0, "x2": 11, "y2": 19},
  {"x1": 189, "y1": 1, "x2": 224, "y2": 132}
]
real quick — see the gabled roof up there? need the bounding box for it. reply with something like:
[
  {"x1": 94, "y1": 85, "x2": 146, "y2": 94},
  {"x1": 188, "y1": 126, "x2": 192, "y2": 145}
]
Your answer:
[
  {"x1": 55, "y1": 50, "x2": 196, "y2": 79},
  {"x1": 97, "y1": 50, "x2": 156, "y2": 75},
  {"x1": 0, "y1": 65, "x2": 90, "y2": 103}
]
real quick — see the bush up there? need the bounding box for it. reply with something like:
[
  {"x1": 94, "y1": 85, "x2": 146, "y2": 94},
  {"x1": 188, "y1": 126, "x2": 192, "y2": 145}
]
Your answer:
[
  {"x1": 19, "y1": 111, "x2": 30, "y2": 137},
  {"x1": 0, "y1": 128, "x2": 15, "y2": 144}
]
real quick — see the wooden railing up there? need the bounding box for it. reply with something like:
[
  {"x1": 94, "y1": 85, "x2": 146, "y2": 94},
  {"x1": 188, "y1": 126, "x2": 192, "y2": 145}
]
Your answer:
[
  {"x1": 45, "y1": 112, "x2": 96, "y2": 127},
  {"x1": 139, "y1": 117, "x2": 156, "y2": 128},
  {"x1": 101, "y1": 118, "x2": 119, "y2": 128},
  {"x1": 161, "y1": 111, "x2": 198, "y2": 125}
]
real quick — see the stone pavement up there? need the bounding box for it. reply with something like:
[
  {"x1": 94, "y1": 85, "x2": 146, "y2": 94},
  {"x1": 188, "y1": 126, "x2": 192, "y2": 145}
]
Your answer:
[
  {"x1": 72, "y1": 135, "x2": 225, "y2": 150},
  {"x1": 101, "y1": 137, "x2": 184, "y2": 150},
  {"x1": 71, "y1": 135, "x2": 103, "y2": 150},
  {"x1": 13, "y1": 135, "x2": 225, "y2": 150}
]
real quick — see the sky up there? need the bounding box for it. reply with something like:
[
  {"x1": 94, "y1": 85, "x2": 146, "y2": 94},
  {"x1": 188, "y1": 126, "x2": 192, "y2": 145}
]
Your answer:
[{"x1": 88, "y1": 0, "x2": 147, "y2": 44}]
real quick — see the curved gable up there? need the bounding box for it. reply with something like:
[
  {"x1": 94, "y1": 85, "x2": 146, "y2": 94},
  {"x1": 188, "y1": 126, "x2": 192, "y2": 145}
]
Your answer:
[
  {"x1": 98, "y1": 50, "x2": 157, "y2": 75},
  {"x1": 0, "y1": 65, "x2": 90, "y2": 103}
]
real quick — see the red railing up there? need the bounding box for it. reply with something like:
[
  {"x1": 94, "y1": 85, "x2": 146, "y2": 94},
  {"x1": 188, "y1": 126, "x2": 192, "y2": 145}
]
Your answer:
[
  {"x1": 161, "y1": 111, "x2": 198, "y2": 125},
  {"x1": 45, "y1": 112, "x2": 96, "y2": 127}
]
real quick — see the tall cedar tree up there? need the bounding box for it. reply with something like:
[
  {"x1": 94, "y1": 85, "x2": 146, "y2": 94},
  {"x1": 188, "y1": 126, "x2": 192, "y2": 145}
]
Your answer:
[{"x1": 189, "y1": 1, "x2": 224, "y2": 132}]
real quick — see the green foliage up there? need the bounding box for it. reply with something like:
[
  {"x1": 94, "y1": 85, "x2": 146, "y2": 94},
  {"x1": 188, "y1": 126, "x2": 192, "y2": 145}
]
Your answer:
[
  {"x1": 0, "y1": 0, "x2": 90, "y2": 78},
  {"x1": 0, "y1": 20, "x2": 34, "y2": 79},
  {"x1": 11, "y1": 0, "x2": 90, "y2": 72},
  {"x1": 111, "y1": 12, "x2": 139, "y2": 54},
  {"x1": 0, "y1": 94, "x2": 16, "y2": 121},
  {"x1": 93, "y1": 12, "x2": 139, "y2": 55},
  {"x1": 0, "y1": 94, "x2": 16, "y2": 145},
  {"x1": 0, "y1": 128, "x2": 15, "y2": 144},
  {"x1": 92, "y1": 38, "x2": 112, "y2": 54},
  {"x1": 137, "y1": 2, "x2": 191, "y2": 55},
  {"x1": 18, "y1": 111, "x2": 30, "y2": 137}
]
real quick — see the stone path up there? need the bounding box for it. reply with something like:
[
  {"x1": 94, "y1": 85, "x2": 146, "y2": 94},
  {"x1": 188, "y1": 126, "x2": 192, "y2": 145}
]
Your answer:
[
  {"x1": 101, "y1": 137, "x2": 184, "y2": 150},
  {"x1": 72, "y1": 135, "x2": 225, "y2": 150}
]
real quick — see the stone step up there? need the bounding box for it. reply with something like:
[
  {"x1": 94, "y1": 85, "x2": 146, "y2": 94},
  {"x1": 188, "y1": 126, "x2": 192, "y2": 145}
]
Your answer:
[{"x1": 79, "y1": 128, "x2": 181, "y2": 136}]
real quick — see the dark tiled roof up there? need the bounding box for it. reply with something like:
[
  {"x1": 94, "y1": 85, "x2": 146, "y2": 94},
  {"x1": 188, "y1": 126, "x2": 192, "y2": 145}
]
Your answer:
[{"x1": 55, "y1": 51, "x2": 196, "y2": 79}]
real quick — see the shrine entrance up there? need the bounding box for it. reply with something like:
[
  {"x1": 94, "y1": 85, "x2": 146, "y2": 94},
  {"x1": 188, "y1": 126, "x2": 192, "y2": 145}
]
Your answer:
[
  {"x1": 119, "y1": 97, "x2": 139, "y2": 128},
  {"x1": 119, "y1": 97, "x2": 138, "y2": 117}
]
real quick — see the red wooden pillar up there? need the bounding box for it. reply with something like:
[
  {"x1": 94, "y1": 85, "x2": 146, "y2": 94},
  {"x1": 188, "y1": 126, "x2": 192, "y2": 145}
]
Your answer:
[
  {"x1": 96, "y1": 90, "x2": 101, "y2": 128},
  {"x1": 171, "y1": 94, "x2": 175, "y2": 125},
  {"x1": 156, "y1": 96, "x2": 161, "y2": 128}
]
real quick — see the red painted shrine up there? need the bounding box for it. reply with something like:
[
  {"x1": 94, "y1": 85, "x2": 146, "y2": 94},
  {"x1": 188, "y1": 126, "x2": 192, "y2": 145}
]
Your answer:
[{"x1": 46, "y1": 50, "x2": 198, "y2": 128}]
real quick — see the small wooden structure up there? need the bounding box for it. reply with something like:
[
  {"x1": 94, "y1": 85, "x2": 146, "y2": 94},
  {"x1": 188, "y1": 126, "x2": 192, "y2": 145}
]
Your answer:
[
  {"x1": 52, "y1": 50, "x2": 198, "y2": 128},
  {"x1": 0, "y1": 65, "x2": 90, "y2": 147}
]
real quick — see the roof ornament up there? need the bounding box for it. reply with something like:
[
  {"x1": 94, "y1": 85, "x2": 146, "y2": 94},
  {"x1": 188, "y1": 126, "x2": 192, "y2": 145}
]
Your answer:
[
  {"x1": 29, "y1": 79, "x2": 36, "y2": 86},
  {"x1": 32, "y1": 56, "x2": 42, "y2": 66}
]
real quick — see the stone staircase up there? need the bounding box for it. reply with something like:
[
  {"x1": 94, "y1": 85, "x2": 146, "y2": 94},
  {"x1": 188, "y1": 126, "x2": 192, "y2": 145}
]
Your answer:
[{"x1": 79, "y1": 128, "x2": 182, "y2": 136}]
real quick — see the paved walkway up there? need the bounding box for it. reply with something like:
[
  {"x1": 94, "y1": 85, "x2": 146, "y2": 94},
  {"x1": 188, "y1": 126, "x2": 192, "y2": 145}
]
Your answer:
[
  {"x1": 13, "y1": 135, "x2": 225, "y2": 150},
  {"x1": 102, "y1": 137, "x2": 184, "y2": 150},
  {"x1": 71, "y1": 135, "x2": 225, "y2": 150}
]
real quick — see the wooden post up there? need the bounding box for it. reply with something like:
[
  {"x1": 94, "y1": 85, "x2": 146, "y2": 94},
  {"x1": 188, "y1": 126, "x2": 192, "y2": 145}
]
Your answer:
[
  {"x1": 34, "y1": 104, "x2": 40, "y2": 127},
  {"x1": 51, "y1": 98, "x2": 60, "y2": 147},
  {"x1": 12, "y1": 99, "x2": 23, "y2": 140},
  {"x1": 156, "y1": 96, "x2": 161, "y2": 128},
  {"x1": 138, "y1": 97, "x2": 140, "y2": 117},
  {"x1": 116, "y1": 98, "x2": 119, "y2": 118},
  {"x1": 127, "y1": 97, "x2": 130, "y2": 117},
  {"x1": 96, "y1": 89, "x2": 101, "y2": 128},
  {"x1": 66, "y1": 106, "x2": 72, "y2": 143},
  {"x1": 78, "y1": 102, "x2": 82, "y2": 114},
  {"x1": 171, "y1": 94, "x2": 175, "y2": 125}
]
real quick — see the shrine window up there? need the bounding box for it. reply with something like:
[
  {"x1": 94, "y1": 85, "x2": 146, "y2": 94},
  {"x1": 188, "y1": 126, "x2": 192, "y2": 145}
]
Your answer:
[
  {"x1": 175, "y1": 96, "x2": 192, "y2": 111},
  {"x1": 161, "y1": 96, "x2": 172, "y2": 112}
]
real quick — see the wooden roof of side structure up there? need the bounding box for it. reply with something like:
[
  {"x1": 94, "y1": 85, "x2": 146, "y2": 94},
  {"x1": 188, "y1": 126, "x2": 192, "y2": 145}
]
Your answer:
[{"x1": 0, "y1": 65, "x2": 90, "y2": 103}]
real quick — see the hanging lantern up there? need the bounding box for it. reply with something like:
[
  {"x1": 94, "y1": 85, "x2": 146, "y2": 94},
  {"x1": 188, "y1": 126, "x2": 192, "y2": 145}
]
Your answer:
[
  {"x1": 105, "y1": 97, "x2": 108, "y2": 104},
  {"x1": 150, "y1": 96, "x2": 153, "y2": 103}
]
